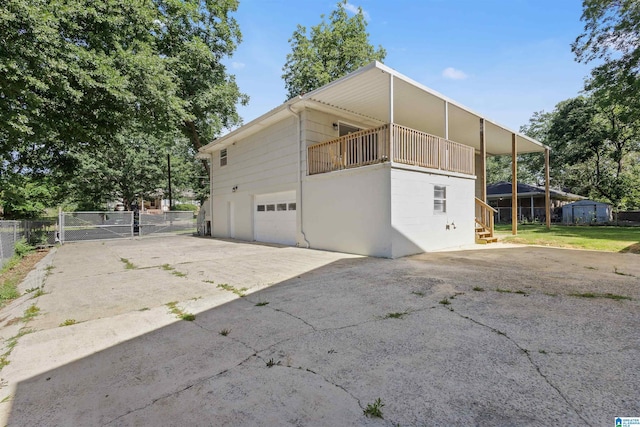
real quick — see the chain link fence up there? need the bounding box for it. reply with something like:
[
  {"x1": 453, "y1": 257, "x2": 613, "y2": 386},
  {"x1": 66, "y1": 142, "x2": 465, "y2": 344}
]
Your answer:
[
  {"x1": 139, "y1": 211, "x2": 196, "y2": 236},
  {"x1": 59, "y1": 212, "x2": 134, "y2": 243},
  {"x1": 0, "y1": 220, "x2": 22, "y2": 269}
]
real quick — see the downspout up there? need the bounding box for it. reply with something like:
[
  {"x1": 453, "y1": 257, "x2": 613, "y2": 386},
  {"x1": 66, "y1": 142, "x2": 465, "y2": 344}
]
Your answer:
[{"x1": 287, "y1": 104, "x2": 310, "y2": 248}]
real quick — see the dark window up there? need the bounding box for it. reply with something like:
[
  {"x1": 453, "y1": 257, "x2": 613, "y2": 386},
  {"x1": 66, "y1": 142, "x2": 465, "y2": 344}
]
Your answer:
[
  {"x1": 277, "y1": 203, "x2": 287, "y2": 211},
  {"x1": 266, "y1": 204, "x2": 275, "y2": 211},
  {"x1": 220, "y1": 148, "x2": 228, "y2": 167},
  {"x1": 339, "y1": 123, "x2": 361, "y2": 136},
  {"x1": 288, "y1": 203, "x2": 296, "y2": 211},
  {"x1": 257, "y1": 205, "x2": 265, "y2": 212}
]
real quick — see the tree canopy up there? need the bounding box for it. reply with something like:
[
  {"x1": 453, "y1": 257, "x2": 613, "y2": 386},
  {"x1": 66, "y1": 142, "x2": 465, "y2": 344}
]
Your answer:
[
  {"x1": 0, "y1": 0, "x2": 246, "y2": 217},
  {"x1": 282, "y1": 0, "x2": 386, "y2": 100}
]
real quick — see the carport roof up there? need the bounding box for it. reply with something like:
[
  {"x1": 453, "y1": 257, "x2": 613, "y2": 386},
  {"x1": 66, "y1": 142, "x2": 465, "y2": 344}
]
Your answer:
[{"x1": 200, "y1": 61, "x2": 547, "y2": 156}]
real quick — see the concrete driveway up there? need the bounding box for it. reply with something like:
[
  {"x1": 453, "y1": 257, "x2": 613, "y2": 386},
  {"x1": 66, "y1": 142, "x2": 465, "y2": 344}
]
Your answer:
[{"x1": 0, "y1": 236, "x2": 638, "y2": 426}]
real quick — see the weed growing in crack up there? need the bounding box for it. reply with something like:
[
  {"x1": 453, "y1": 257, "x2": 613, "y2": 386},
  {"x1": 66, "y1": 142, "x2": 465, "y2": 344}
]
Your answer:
[
  {"x1": 22, "y1": 304, "x2": 40, "y2": 322},
  {"x1": 614, "y1": 266, "x2": 633, "y2": 276},
  {"x1": 0, "y1": 328, "x2": 35, "y2": 371},
  {"x1": 363, "y1": 398, "x2": 384, "y2": 418},
  {"x1": 514, "y1": 290, "x2": 529, "y2": 296},
  {"x1": 171, "y1": 270, "x2": 187, "y2": 278},
  {"x1": 411, "y1": 291, "x2": 425, "y2": 297},
  {"x1": 384, "y1": 311, "x2": 408, "y2": 319},
  {"x1": 266, "y1": 358, "x2": 281, "y2": 368},
  {"x1": 166, "y1": 302, "x2": 196, "y2": 321},
  {"x1": 120, "y1": 258, "x2": 136, "y2": 270},
  {"x1": 568, "y1": 292, "x2": 632, "y2": 301},
  {"x1": 59, "y1": 319, "x2": 77, "y2": 327},
  {"x1": 161, "y1": 264, "x2": 173, "y2": 271},
  {"x1": 472, "y1": 286, "x2": 485, "y2": 292},
  {"x1": 219, "y1": 329, "x2": 230, "y2": 336},
  {"x1": 202, "y1": 280, "x2": 215, "y2": 284},
  {"x1": 539, "y1": 349, "x2": 547, "y2": 354},
  {"x1": 496, "y1": 288, "x2": 512, "y2": 293},
  {"x1": 217, "y1": 284, "x2": 248, "y2": 297},
  {"x1": 255, "y1": 301, "x2": 269, "y2": 306},
  {"x1": 138, "y1": 307, "x2": 150, "y2": 311},
  {"x1": 29, "y1": 288, "x2": 46, "y2": 298},
  {"x1": 439, "y1": 298, "x2": 450, "y2": 305}
]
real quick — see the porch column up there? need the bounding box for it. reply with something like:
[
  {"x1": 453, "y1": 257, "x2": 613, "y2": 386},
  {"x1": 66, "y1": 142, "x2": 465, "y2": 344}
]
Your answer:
[
  {"x1": 530, "y1": 195, "x2": 534, "y2": 221},
  {"x1": 389, "y1": 73, "x2": 394, "y2": 161},
  {"x1": 511, "y1": 133, "x2": 517, "y2": 235},
  {"x1": 480, "y1": 118, "x2": 487, "y2": 202},
  {"x1": 444, "y1": 101, "x2": 449, "y2": 140},
  {"x1": 545, "y1": 148, "x2": 551, "y2": 229}
]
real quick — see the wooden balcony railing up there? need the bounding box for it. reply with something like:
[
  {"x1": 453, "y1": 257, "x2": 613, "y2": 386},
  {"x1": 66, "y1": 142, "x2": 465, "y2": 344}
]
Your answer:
[{"x1": 307, "y1": 123, "x2": 475, "y2": 176}]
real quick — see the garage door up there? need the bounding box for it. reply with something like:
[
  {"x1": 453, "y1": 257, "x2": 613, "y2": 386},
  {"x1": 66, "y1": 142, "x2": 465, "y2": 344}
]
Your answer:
[{"x1": 254, "y1": 191, "x2": 297, "y2": 245}]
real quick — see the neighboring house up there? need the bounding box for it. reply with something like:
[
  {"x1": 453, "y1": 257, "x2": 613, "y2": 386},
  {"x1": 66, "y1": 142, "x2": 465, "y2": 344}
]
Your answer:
[
  {"x1": 562, "y1": 200, "x2": 612, "y2": 224},
  {"x1": 487, "y1": 182, "x2": 584, "y2": 223},
  {"x1": 198, "y1": 62, "x2": 549, "y2": 258}
]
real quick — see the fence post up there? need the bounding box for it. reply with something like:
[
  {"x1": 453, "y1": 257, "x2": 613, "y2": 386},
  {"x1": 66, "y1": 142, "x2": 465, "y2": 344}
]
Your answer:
[{"x1": 58, "y1": 208, "x2": 64, "y2": 244}]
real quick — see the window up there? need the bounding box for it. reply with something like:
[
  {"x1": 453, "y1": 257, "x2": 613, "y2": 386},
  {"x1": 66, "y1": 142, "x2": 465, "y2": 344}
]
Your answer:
[
  {"x1": 266, "y1": 204, "x2": 275, "y2": 211},
  {"x1": 434, "y1": 185, "x2": 446, "y2": 214},
  {"x1": 257, "y1": 205, "x2": 265, "y2": 212},
  {"x1": 288, "y1": 203, "x2": 296, "y2": 211},
  {"x1": 339, "y1": 123, "x2": 361, "y2": 136},
  {"x1": 277, "y1": 203, "x2": 287, "y2": 211},
  {"x1": 220, "y1": 148, "x2": 228, "y2": 167}
]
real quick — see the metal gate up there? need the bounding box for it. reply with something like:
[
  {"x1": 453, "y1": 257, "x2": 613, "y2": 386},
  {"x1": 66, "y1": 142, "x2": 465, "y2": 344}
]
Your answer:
[
  {"x1": 59, "y1": 211, "x2": 133, "y2": 243},
  {"x1": 139, "y1": 211, "x2": 195, "y2": 236}
]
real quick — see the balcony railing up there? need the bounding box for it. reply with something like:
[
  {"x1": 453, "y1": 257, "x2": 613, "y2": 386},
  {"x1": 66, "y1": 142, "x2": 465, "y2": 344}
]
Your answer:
[{"x1": 307, "y1": 123, "x2": 475, "y2": 176}]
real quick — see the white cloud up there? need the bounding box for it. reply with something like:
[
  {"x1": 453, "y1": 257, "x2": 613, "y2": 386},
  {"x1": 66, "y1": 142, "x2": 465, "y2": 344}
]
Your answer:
[
  {"x1": 231, "y1": 61, "x2": 245, "y2": 70},
  {"x1": 442, "y1": 67, "x2": 468, "y2": 80},
  {"x1": 344, "y1": 2, "x2": 370, "y2": 21}
]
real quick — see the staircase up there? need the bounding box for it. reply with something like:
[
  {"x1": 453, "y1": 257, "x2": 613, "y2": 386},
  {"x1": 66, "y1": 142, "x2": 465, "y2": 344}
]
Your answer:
[{"x1": 475, "y1": 198, "x2": 498, "y2": 244}]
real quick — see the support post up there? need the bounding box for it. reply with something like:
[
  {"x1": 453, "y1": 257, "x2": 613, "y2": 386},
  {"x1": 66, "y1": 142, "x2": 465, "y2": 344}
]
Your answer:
[
  {"x1": 480, "y1": 118, "x2": 487, "y2": 202},
  {"x1": 389, "y1": 73, "x2": 394, "y2": 162},
  {"x1": 512, "y1": 133, "x2": 518, "y2": 235},
  {"x1": 167, "y1": 153, "x2": 172, "y2": 211},
  {"x1": 545, "y1": 148, "x2": 551, "y2": 229}
]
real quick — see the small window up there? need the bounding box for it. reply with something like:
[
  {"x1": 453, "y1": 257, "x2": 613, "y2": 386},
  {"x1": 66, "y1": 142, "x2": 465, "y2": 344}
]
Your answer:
[
  {"x1": 434, "y1": 185, "x2": 446, "y2": 214},
  {"x1": 277, "y1": 203, "x2": 287, "y2": 211},
  {"x1": 288, "y1": 203, "x2": 296, "y2": 211},
  {"x1": 220, "y1": 148, "x2": 228, "y2": 167},
  {"x1": 266, "y1": 204, "x2": 275, "y2": 211},
  {"x1": 257, "y1": 205, "x2": 265, "y2": 212}
]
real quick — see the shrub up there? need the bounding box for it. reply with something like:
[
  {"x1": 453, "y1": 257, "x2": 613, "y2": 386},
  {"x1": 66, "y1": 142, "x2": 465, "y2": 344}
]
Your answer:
[{"x1": 171, "y1": 204, "x2": 198, "y2": 212}]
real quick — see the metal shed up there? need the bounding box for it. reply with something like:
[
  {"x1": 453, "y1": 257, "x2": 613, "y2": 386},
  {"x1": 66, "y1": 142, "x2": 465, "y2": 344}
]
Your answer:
[{"x1": 562, "y1": 200, "x2": 612, "y2": 224}]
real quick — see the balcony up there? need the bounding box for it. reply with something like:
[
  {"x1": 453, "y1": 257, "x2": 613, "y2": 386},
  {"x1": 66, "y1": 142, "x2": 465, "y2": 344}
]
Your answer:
[{"x1": 307, "y1": 123, "x2": 475, "y2": 176}]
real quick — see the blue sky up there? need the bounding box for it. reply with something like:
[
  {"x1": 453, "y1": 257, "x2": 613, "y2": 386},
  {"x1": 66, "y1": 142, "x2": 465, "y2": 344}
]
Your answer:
[{"x1": 224, "y1": 0, "x2": 592, "y2": 132}]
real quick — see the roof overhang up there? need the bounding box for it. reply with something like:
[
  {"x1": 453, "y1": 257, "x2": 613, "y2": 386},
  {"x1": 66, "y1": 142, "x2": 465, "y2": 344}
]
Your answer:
[{"x1": 199, "y1": 61, "x2": 548, "y2": 156}]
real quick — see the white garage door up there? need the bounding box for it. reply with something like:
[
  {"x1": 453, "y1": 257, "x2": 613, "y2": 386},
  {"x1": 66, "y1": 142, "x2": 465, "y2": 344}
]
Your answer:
[{"x1": 254, "y1": 191, "x2": 297, "y2": 245}]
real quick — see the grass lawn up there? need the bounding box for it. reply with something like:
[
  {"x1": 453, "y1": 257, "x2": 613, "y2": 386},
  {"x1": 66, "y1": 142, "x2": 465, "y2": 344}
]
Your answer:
[{"x1": 495, "y1": 224, "x2": 640, "y2": 253}]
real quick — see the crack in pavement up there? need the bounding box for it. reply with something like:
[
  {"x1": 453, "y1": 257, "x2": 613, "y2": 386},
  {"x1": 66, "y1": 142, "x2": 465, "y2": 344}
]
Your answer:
[{"x1": 444, "y1": 304, "x2": 593, "y2": 427}]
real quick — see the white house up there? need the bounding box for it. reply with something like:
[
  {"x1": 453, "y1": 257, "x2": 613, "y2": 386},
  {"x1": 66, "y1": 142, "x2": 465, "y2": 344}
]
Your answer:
[{"x1": 198, "y1": 62, "x2": 550, "y2": 258}]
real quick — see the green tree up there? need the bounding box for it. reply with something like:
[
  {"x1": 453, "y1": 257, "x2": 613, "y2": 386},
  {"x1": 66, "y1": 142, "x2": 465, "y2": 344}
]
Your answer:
[
  {"x1": 282, "y1": 0, "x2": 386, "y2": 99},
  {"x1": 0, "y1": 0, "x2": 245, "y2": 215},
  {"x1": 519, "y1": 95, "x2": 640, "y2": 210}
]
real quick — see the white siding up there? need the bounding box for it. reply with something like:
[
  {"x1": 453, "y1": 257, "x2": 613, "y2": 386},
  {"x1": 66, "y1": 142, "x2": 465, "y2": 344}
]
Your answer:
[
  {"x1": 302, "y1": 164, "x2": 392, "y2": 258},
  {"x1": 211, "y1": 117, "x2": 299, "y2": 241},
  {"x1": 390, "y1": 167, "x2": 475, "y2": 257}
]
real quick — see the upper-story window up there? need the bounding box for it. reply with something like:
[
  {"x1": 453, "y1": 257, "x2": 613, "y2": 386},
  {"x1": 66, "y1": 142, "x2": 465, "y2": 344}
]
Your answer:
[
  {"x1": 220, "y1": 148, "x2": 228, "y2": 167},
  {"x1": 339, "y1": 123, "x2": 361, "y2": 136}
]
